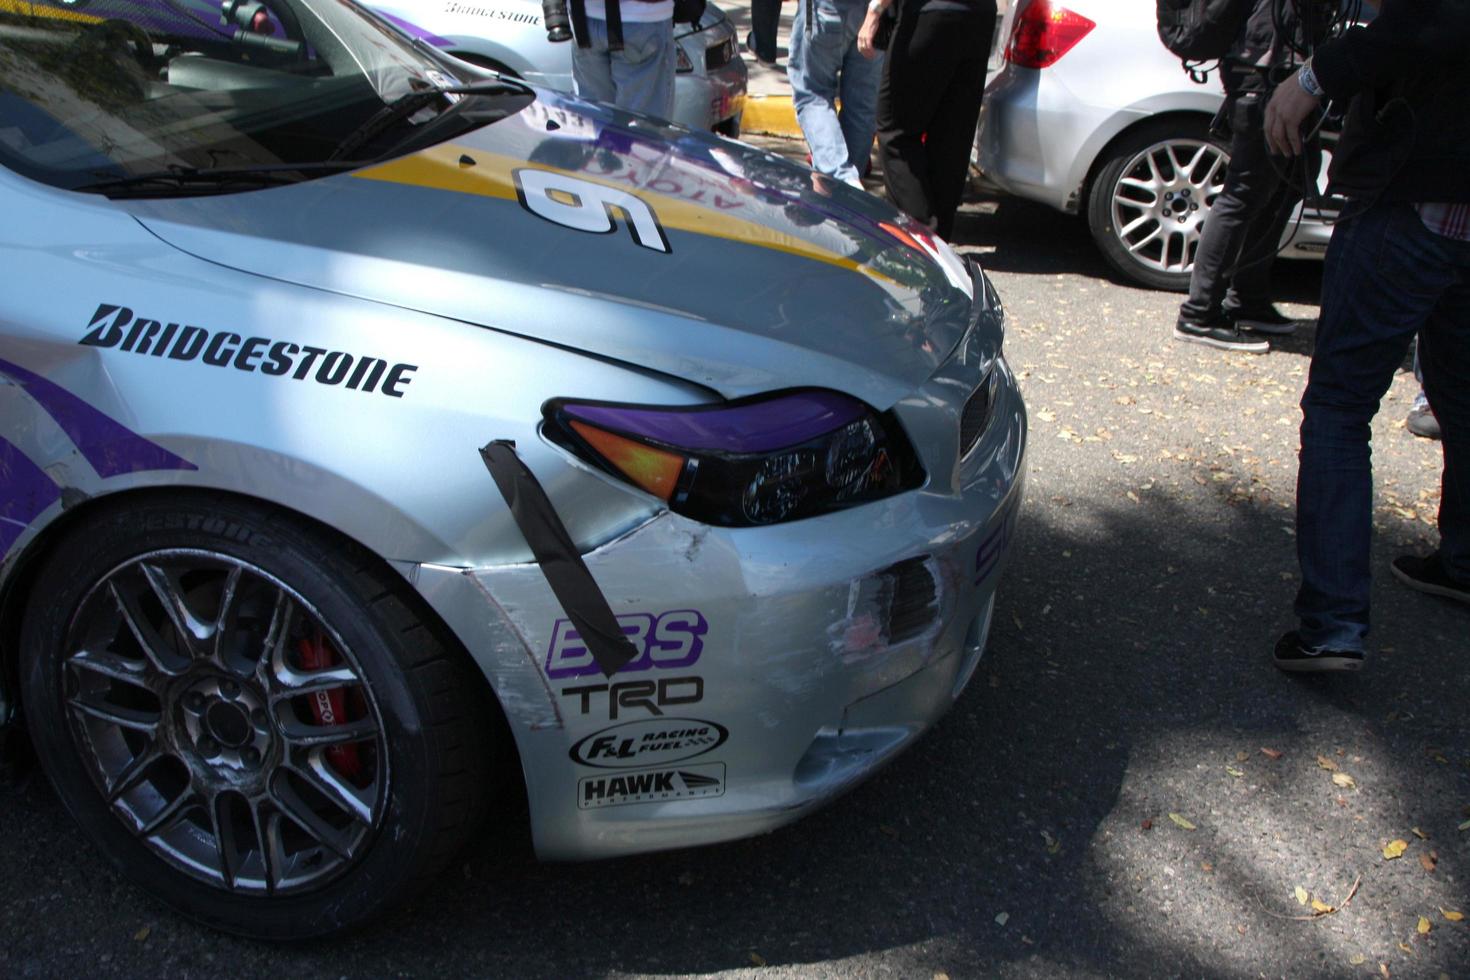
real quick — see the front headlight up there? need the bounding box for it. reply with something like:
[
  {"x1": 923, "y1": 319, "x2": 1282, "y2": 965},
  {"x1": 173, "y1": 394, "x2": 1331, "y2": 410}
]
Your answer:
[{"x1": 543, "y1": 390, "x2": 925, "y2": 526}]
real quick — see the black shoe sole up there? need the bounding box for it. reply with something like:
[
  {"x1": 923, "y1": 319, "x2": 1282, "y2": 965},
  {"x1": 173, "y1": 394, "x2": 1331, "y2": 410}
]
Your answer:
[
  {"x1": 1173, "y1": 326, "x2": 1269, "y2": 353},
  {"x1": 1274, "y1": 653, "x2": 1363, "y2": 672},
  {"x1": 1235, "y1": 318, "x2": 1298, "y2": 336},
  {"x1": 1391, "y1": 561, "x2": 1470, "y2": 604}
]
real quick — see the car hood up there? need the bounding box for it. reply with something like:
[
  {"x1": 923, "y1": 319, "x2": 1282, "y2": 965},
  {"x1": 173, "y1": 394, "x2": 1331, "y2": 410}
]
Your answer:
[{"x1": 127, "y1": 89, "x2": 978, "y2": 408}]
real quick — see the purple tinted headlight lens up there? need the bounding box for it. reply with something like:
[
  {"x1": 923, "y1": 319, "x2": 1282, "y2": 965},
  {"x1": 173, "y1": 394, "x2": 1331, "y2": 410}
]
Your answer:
[
  {"x1": 561, "y1": 391, "x2": 867, "y2": 455},
  {"x1": 543, "y1": 390, "x2": 924, "y2": 527}
]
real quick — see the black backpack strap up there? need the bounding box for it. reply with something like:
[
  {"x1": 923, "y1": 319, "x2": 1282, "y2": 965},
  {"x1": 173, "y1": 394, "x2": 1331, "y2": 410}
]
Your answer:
[
  {"x1": 606, "y1": 0, "x2": 624, "y2": 52},
  {"x1": 569, "y1": 0, "x2": 591, "y2": 47}
]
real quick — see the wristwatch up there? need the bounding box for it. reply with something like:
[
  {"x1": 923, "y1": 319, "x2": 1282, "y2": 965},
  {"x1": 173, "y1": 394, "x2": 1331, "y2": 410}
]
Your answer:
[{"x1": 1297, "y1": 59, "x2": 1325, "y2": 99}]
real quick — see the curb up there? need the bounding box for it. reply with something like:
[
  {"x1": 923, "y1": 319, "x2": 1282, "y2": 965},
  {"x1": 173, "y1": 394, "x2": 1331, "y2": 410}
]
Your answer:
[{"x1": 741, "y1": 94, "x2": 801, "y2": 139}]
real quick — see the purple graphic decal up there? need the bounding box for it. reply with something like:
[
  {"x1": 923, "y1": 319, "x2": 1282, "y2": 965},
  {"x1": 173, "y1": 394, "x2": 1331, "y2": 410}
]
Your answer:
[
  {"x1": 563, "y1": 392, "x2": 866, "y2": 454},
  {"x1": 0, "y1": 355, "x2": 196, "y2": 477},
  {"x1": 0, "y1": 438, "x2": 61, "y2": 557},
  {"x1": 546, "y1": 609, "x2": 708, "y2": 679}
]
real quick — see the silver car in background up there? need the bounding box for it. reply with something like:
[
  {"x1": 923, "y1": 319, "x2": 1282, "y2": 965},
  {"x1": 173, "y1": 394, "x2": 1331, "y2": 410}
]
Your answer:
[
  {"x1": 369, "y1": 0, "x2": 748, "y2": 134},
  {"x1": 977, "y1": 0, "x2": 1337, "y2": 291}
]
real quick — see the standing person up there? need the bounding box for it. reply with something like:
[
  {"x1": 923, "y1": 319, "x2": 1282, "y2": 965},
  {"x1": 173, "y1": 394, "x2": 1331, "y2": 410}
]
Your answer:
[
  {"x1": 1265, "y1": 0, "x2": 1470, "y2": 672},
  {"x1": 748, "y1": 0, "x2": 782, "y2": 65},
  {"x1": 858, "y1": 0, "x2": 997, "y2": 242},
  {"x1": 567, "y1": 0, "x2": 676, "y2": 119},
  {"x1": 789, "y1": 0, "x2": 883, "y2": 187},
  {"x1": 1173, "y1": 0, "x2": 1316, "y2": 354}
]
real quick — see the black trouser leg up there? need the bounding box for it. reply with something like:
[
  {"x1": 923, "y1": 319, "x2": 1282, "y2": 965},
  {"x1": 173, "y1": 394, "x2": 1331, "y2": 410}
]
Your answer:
[
  {"x1": 751, "y1": 0, "x2": 781, "y2": 62},
  {"x1": 877, "y1": 4, "x2": 996, "y2": 239},
  {"x1": 1182, "y1": 90, "x2": 1301, "y2": 319}
]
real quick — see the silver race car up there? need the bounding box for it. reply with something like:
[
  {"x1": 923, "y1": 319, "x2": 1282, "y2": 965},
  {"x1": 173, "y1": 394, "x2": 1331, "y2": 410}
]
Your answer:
[{"x1": 0, "y1": 0, "x2": 1027, "y2": 939}]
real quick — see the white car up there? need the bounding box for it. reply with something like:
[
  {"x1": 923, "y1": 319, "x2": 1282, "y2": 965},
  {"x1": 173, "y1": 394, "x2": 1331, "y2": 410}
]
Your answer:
[
  {"x1": 369, "y1": 0, "x2": 748, "y2": 134},
  {"x1": 977, "y1": 0, "x2": 1339, "y2": 291}
]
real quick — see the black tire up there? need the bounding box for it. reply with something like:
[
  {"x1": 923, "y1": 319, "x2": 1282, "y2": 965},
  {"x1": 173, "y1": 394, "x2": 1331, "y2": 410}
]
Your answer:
[
  {"x1": 1086, "y1": 117, "x2": 1230, "y2": 292},
  {"x1": 21, "y1": 494, "x2": 493, "y2": 940}
]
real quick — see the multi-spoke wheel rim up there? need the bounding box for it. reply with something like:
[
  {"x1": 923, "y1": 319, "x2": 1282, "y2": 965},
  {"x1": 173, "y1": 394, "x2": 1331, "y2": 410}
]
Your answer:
[
  {"x1": 61, "y1": 550, "x2": 387, "y2": 895},
  {"x1": 1109, "y1": 137, "x2": 1230, "y2": 277}
]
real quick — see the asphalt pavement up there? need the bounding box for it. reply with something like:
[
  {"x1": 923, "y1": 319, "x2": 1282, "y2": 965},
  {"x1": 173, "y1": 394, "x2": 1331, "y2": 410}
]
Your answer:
[{"x1": 2, "y1": 138, "x2": 1467, "y2": 978}]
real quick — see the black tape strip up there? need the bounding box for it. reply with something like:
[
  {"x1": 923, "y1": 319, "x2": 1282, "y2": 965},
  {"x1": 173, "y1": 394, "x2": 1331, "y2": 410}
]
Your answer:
[{"x1": 480, "y1": 440, "x2": 637, "y2": 678}]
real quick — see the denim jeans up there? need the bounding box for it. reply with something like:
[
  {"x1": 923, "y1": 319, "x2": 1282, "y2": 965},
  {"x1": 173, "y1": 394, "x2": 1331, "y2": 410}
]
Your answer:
[
  {"x1": 572, "y1": 18, "x2": 676, "y2": 120},
  {"x1": 788, "y1": 0, "x2": 882, "y2": 186},
  {"x1": 1295, "y1": 202, "x2": 1470, "y2": 651}
]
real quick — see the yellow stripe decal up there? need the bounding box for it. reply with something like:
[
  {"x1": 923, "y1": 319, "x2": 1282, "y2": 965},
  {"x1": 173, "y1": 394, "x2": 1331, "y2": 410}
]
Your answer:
[
  {"x1": 353, "y1": 143, "x2": 890, "y2": 281},
  {"x1": 0, "y1": 0, "x2": 105, "y2": 23}
]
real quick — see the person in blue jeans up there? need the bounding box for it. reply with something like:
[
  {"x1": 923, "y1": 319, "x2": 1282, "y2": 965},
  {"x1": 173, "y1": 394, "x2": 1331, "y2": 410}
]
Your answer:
[
  {"x1": 788, "y1": 0, "x2": 881, "y2": 187},
  {"x1": 568, "y1": 0, "x2": 676, "y2": 119},
  {"x1": 1264, "y1": 0, "x2": 1470, "y2": 672}
]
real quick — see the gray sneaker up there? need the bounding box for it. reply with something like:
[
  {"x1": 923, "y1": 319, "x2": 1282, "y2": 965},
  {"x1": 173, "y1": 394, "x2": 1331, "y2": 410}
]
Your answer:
[{"x1": 1406, "y1": 405, "x2": 1442, "y2": 440}]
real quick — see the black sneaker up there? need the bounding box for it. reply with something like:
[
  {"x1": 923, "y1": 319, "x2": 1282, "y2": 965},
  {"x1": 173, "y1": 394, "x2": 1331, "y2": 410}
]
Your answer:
[
  {"x1": 1391, "y1": 553, "x2": 1470, "y2": 604},
  {"x1": 1406, "y1": 404, "x2": 1442, "y2": 440},
  {"x1": 1273, "y1": 631, "x2": 1364, "y2": 672},
  {"x1": 744, "y1": 32, "x2": 776, "y2": 66},
  {"x1": 1225, "y1": 304, "x2": 1298, "y2": 336},
  {"x1": 1174, "y1": 313, "x2": 1270, "y2": 354}
]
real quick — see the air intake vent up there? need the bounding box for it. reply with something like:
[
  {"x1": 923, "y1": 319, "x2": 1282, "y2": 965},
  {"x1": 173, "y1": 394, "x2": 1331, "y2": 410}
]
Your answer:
[{"x1": 960, "y1": 372, "x2": 995, "y2": 458}]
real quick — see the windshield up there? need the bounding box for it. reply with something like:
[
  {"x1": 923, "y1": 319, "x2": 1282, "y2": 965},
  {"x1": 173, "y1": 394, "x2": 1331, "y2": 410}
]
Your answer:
[{"x1": 0, "y1": 0, "x2": 531, "y2": 193}]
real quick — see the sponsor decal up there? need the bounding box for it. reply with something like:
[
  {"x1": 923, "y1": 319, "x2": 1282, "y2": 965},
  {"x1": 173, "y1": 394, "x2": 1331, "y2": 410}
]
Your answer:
[
  {"x1": 78, "y1": 304, "x2": 419, "y2": 398},
  {"x1": 545, "y1": 609, "x2": 706, "y2": 679},
  {"x1": 568, "y1": 716, "x2": 728, "y2": 769},
  {"x1": 973, "y1": 493, "x2": 1021, "y2": 586},
  {"x1": 561, "y1": 675, "x2": 702, "y2": 720},
  {"x1": 0, "y1": 437, "x2": 61, "y2": 557},
  {"x1": 579, "y1": 762, "x2": 725, "y2": 809}
]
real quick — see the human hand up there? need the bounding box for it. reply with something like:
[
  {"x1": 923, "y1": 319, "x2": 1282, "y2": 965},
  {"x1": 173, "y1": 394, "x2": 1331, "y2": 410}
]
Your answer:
[
  {"x1": 857, "y1": 9, "x2": 881, "y2": 58},
  {"x1": 1264, "y1": 77, "x2": 1321, "y2": 157}
]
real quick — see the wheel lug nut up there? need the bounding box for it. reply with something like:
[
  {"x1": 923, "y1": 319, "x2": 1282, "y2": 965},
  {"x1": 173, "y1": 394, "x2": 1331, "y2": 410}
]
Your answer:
[
  {"x1": 242, "y1": 747, "x2": 261, "y2": 767},
  {"x1": 1162, "y1": 208, "x2": 1171, "y2": 217},
  {"x1": 251, "y1": 708, "x2": 270, "y2": 729},
  {"x1": 186, "y1": 693, "x2": 206, "y2": 711},
  {"x1": 199, "y1": 737, "x2": 219, "y2": 757},
  {"x1": 220, "y1": 680, "x2": 240, "y2": 699}
]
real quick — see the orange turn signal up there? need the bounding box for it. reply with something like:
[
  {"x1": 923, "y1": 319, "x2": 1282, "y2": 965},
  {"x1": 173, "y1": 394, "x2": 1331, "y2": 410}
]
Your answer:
[{"x1": 570, "y1": 421, "x2": 685, "y2": 501}]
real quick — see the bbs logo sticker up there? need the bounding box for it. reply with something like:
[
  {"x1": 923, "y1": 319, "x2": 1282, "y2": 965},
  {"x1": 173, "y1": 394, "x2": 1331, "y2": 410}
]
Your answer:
[{"x1": 545, "y1": 609, "x2": 707, "y2": 679}]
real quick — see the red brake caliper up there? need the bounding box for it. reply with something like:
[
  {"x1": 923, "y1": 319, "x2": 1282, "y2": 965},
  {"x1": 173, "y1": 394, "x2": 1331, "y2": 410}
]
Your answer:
[{"x1": 297, "y1": 632, "x2": 363, "y2": 779}]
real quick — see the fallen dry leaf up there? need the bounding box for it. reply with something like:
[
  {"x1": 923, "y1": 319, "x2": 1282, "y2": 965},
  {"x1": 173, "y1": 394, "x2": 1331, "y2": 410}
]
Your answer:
[
  {"x1": 133, "y1": 926, "x2": 150, "y2": 942},
  {"x1": 1333, "y1": 773, "x2": 1357, "y2": 789},
  {"x1": 1418, "y1": 916, "x2": 1431, "y2": 935},
  {"x1": 1419, "y1": 853, "x2": 1437, "y2": 873},
  {"x1": 1261, "y1": 747, "x2": 1283, "y2": 760},
  {"x1": 1458, "y1": 818, "x2": 1470, "y2": 832},
  {"x1": 1442, "y1": 908, "x2": 1465, "y2": 922},
  {"x1": 1412, "y1": 827, "x2": 1428, "y2": 840},
  {"x1": 1168, "y1": 813, "x2": 1197, "y2": 831},
  {"x1": 1383, "y1": 839, "x2": 1409, "y2": 860},
  {"x1": 1141, "y1": 818, "x2": 1153, "y2": 831},
  {"x1": 1226, "y1": 766, "x2": 1245, "y2": 778},
  {"x1": 1295, "y1": 886, "x2": 1310, "y2": 905},
  {"x1": 1349, "y1": 954, "x2": 1366, "y2": 965},
  {"x1": 1311, "y1": 899, "x2": 1335, "y2": 914},
  {"x1": 1236, "y1": 751, "x2": 1249, "y2": 762},
  {"x1": 749, "y1": 952, "x2": 767, "y2": 967},
  {"x1": 995, "y1": 911, "x2": 1009, "y2": 926},
  {"x1": 1317, "y1": 755, "x2": 1340, "y2": 772}
]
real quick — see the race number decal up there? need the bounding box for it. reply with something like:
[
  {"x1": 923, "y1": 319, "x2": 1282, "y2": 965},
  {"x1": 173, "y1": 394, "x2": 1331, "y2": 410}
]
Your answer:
[{"x1": 514, "y1": 169, "x2": 670, "y2": 253}]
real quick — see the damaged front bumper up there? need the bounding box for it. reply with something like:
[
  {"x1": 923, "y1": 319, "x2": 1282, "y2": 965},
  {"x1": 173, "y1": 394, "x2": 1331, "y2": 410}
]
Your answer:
[{"x1": 409, "y1": 354, "x2": 1027, "y2": 861}]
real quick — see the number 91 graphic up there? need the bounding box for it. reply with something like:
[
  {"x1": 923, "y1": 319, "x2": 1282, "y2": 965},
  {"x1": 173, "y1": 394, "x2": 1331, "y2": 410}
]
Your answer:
[{"x1": 514, "y1": 169, "x2": 671, "y2": 254}]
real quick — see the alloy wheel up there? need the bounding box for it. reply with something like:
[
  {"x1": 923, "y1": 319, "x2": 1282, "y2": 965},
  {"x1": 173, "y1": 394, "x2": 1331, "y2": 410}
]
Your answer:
[
  {"x1": 60, "y1": 549, "x2": 387, "y2": 895},
  {"x1": 1108, "y1": 137, "x2": 1229, "y2": 278}
]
